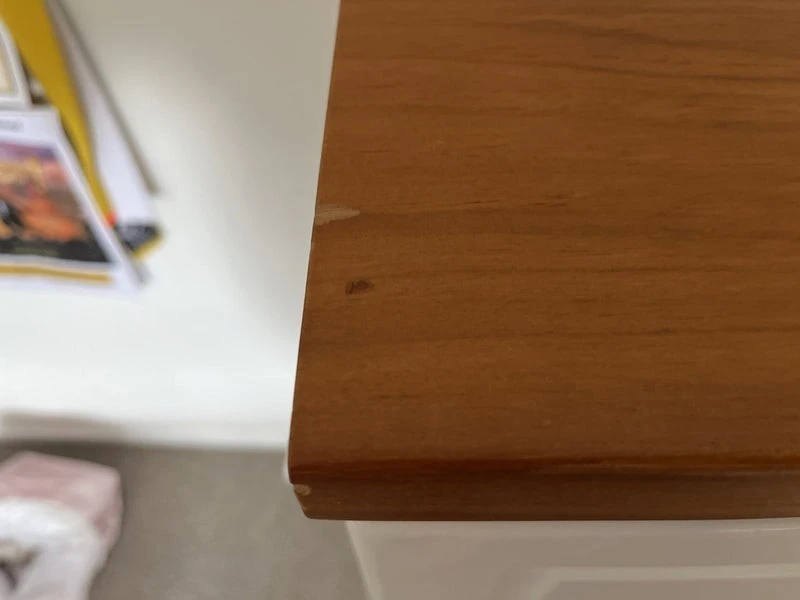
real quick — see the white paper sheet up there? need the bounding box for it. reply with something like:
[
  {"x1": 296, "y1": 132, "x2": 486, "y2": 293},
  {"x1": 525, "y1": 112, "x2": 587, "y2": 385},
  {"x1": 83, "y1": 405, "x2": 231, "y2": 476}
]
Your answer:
[
  {"x1": 49, "y1": 0, "x2": 161, "y2": 257},
  {"x1": 0, "y1": 20, "x2": 29, "y2": 109}
]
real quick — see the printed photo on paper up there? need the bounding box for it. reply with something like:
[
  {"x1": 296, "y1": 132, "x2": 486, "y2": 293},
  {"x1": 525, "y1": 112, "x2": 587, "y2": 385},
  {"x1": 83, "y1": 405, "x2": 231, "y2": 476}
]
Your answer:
[
  {"x1": 0, "y1": 109, "x2": 141, "y2": 292},
  {"x1": 0, "y1": 140, "x2": 110, "y2": 264}
]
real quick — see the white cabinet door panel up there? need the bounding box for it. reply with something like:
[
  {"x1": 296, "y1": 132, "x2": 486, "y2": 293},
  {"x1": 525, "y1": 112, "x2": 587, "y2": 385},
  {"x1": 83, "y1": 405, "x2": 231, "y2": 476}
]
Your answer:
[{"x1": 349, "y1": 521, "x2": 800, "y2": 600}]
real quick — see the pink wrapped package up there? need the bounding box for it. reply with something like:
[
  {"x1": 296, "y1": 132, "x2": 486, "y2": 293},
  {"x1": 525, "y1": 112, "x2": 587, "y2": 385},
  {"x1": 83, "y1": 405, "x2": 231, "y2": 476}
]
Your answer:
[{"x1": 0, "y1": 452, "x2": 122, "y2": 600}]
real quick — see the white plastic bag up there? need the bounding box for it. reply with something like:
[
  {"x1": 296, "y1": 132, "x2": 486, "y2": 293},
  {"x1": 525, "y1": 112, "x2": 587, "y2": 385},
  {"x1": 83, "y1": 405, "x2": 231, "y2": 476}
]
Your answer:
[{"x1": 0, "y1": 453, "x2": 122, "y2": 600}]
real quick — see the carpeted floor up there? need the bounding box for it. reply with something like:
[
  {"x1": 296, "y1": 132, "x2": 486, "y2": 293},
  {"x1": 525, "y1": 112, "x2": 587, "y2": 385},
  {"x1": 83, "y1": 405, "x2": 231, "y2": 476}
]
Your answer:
[{"x1": 0, "y1": 444, "x2": 367, "y2": 600}]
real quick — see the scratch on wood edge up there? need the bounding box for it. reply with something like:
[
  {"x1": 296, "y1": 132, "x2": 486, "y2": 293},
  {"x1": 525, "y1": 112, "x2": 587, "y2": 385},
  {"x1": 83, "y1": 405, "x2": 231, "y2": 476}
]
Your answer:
[
  {"x1": 315, "y1": 204, "x2": 360, "y2": 225},
  {"x1": 294, "y1": 483, "x2": 312, "y2": 511},
  {"x1": 294, "y1": 484, "x2": 312, "y2": 497}
]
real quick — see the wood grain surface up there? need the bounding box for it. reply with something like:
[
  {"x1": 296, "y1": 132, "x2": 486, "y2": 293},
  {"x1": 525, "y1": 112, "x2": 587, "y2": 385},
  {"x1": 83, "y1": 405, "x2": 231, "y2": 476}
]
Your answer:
[{"x1": 289, "y1": 0, "x2": 800, "y2": 520}]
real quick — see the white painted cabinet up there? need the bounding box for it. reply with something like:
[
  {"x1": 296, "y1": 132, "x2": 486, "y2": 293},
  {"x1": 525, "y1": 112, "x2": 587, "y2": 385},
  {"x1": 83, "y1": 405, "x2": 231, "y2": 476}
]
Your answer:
[{"x1": 349, "y1": 520, "x2": 800, "y2": 600}]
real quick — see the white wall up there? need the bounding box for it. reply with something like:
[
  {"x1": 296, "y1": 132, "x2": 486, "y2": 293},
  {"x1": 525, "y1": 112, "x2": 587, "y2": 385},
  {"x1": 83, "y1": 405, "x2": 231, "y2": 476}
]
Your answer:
[{"x1": 0, "y1": 0, "x2": 339, "y2": 447}]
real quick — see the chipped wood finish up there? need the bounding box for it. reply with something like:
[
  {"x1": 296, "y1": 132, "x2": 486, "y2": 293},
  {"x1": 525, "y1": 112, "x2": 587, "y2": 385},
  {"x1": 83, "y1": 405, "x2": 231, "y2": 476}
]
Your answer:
[
  {"x1": 290, "y1": 0, "x2": 800, "y2": 520},
  {"x1": 314, "y1": 204, "x2": 360, "y2": 226}
]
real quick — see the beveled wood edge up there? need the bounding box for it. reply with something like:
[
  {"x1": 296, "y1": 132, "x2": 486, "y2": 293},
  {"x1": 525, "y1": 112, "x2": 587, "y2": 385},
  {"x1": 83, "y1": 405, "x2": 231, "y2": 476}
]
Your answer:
[{"x1": 289, "y1": 463, "x2": 800, "y2": 521}]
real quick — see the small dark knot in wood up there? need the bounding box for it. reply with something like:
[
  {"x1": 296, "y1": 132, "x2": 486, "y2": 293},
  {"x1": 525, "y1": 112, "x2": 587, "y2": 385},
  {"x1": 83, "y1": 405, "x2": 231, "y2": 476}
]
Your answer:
[{"x1": 345, "y1": 279, "x2": 374, "y2": 295}]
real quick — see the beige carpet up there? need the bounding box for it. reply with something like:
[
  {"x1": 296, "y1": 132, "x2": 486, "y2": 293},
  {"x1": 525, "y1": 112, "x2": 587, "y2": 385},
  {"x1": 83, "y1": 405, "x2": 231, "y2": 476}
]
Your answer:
[{"x1": 0, "y1": 444, "x2": 367, "y2": 600}]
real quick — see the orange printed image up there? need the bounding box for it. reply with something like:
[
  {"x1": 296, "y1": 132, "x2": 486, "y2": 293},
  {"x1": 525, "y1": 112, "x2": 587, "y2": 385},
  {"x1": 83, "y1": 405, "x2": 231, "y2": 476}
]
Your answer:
[{"x1": 0, "y1": 141, "x2": 108, "y2": 263}]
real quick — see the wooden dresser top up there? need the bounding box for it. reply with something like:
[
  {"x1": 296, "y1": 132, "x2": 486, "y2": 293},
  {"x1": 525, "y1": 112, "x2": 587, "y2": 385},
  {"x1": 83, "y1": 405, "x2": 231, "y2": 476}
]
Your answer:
[{"x1": 289, "y1": 0, "x2": 800, "y2": 520}]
